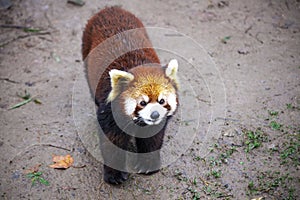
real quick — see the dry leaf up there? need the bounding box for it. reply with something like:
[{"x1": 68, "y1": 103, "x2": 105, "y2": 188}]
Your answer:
[
  {"x1": 49, "y1": 154, "x2": 74, "y2": 169},
  {"x1": 24, "y1": 163, "x2": 42, "y2": 174}
]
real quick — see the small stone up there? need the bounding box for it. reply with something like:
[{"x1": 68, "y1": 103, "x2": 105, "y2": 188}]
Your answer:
[
  {"x1": 67, "y1": 0, "x2": 85, "y2": 6},
  {"x1": 11, "y1": 171, "x2": 20, "y2": 179},
  {"x1": 237, "y1": 49, "x2": 249, "y2": 55},
  {"x1": 217, "y1": 1, "x2": 229, "y2": 8},
  {"x1": 223, "y1": 128, "x2": 238, "y2": 137}
]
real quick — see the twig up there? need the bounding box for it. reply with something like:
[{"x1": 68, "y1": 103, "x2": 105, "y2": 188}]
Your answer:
[
  {"x1": 0, "y1": 24, "x2": 30, "y2": 29},
  {"x1": 0, "y1": 31, "x2": 51, "y2": 47},
  {"x1": 254, "y1": 32, "x2": 264, "y2": 44},
  {"x1": 199, "y1": 176, "x2": 210, "y2": 186},
  {"x1": 0, "y1": 77, "x2": 20, "y2": 84},
  {"x1": 9, "y1": 143, "x2": 71, "y2": 163},
  {"x1": 215, "y1": 117, "x2": 240, "y2": 122},
  {"x1": 38, "y1": 36, "x2": 53, "y2": 42},
  {"x1": 285, "y1": 0, "x2": 290, "y2": 10},
  {"x1": 97, "y1": 181, "x2": 105, "y2": 190},
  {"x1": 0, "y1": 24, "x2": 43, "y2": 33},
  {"x1": 217, "y1": 194, "x2": 233, "y2": 198},
  {"x1": 245, "y1": 25, "x2": 253, "y2": 34},
  {"x1": 42, "y1": 144, "x2": 71, "y2": 151},
  {"x1": 72, "y1": 164, "x2": 86, "y2": 169},
  {"x1": 44, "y1": 12, "x2": 56, "y2": 31},
  {"x1": 164, "y1": 33, "x2": 183, "y2": 37},
  {"x1": 243, "y1": 15, "x2": 249, "y2": 25}
]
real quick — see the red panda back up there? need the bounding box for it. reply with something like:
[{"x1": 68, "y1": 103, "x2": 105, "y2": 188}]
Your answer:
[
  {"x1": 82, "y1": 7, "x2": 160, "y2": 104},
  {"x1": 82, "y1": 7, "x2": 144, "y2": 60}
]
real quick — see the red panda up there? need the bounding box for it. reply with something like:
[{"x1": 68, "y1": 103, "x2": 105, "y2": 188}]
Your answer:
[{"x1": 82, "y1": 7, "x2": 179, "y2": 184}]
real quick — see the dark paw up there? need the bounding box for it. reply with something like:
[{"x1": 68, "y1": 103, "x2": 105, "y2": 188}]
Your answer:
[
  {"x1": 103, "y1": 166, "x2": 129, "y2": 185},
  {"x1": 104, "y1": 171, "x2": 129, "y2": 184}
]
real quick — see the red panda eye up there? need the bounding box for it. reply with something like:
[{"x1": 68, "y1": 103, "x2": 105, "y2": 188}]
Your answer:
[
  {"x1": 158, "y1": 99, "x2": 165, "y2": 105},
  {"x1": 140, "y1": 101, "x2": 147, "y2": 107}
]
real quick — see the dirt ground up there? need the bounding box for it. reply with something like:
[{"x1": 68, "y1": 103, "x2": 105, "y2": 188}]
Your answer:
[{"x1": 0, "y1": 0, "x2": 299, "y2": 199}]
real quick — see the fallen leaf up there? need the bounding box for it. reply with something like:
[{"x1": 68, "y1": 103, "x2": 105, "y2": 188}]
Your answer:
[
  {"x1": 49, "y1": 154, "x2": 74, "y2": 169},
  {"x1": 24, "y1": 163, "x2": 42, "y2": 174}
]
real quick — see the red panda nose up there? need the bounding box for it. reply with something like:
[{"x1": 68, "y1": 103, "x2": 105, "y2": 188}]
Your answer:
[{"x1": 150, "y1": 111, "x2": 160, "y2": 120}]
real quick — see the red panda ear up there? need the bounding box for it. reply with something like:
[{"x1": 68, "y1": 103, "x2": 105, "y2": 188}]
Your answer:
[
  {"x1": 166, "y1": 59, "x2": 178, "y2": 78},
  {"x1": 166, "y1": 59, "x2": 179, "y2": 87},
  {"x1": 107, "y1": 69, "x2": 134, "y2": 102}
]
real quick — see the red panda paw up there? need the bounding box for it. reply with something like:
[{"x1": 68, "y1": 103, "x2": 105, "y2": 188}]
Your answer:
[
  {"x1": 103, "y1": 165, "x2": 129, "y2": 185},
  {"x1": 134, "y1": 155, "x2": 161, "y2": 175}
]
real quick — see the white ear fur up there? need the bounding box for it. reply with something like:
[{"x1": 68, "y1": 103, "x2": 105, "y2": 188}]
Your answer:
[
  {"x1": 166, "y1": 59, "x2": 178, "y2": 79},
  {"x1": 107, "y1": 69, "x2": 134, "y2": 102},
  {"x1": 166, "y1": 59, "x2": 179, "y2": 88}
]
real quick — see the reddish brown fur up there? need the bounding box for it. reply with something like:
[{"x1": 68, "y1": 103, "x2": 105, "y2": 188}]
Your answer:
[{"x1": 82, "y1": 6, "x2": 160, "y2": 104}]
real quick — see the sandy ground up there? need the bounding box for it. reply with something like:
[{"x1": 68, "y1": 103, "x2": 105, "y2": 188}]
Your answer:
[{"x1": 0, "y1": 0, "x2": 299, "y2": 199}]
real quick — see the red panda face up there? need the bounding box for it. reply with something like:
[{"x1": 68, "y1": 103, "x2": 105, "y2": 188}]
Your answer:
[
  {"x1": 107, "y1": 59, "x2": 179, "y2": 126},
  {"x1": 123, "y1": 86, "x2": 177, "y2": 125}
]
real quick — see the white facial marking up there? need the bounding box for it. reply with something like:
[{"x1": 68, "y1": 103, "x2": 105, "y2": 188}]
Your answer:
[
  {"x1": 142, "y1": 95, "x2": 149, "y2": 103},
  {"x1": 124, "y1": 97, "x2": 136, "y2": 116},
  {"x1": 167, "y1": 93, "x2": 177, "y2": 116},
  {"x1": 158, "y1": 93, "x2": 166, "y2": 102},
  {"x1": 138, "y1": 103, "x2": 168, "y2": 125}
]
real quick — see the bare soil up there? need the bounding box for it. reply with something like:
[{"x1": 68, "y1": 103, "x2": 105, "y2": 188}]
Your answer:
[{"x1": 0, "y1": 0, "x2": 299, "y2": 199}]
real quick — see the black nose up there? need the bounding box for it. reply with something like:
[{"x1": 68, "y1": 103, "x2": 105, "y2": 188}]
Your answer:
[{"x1": 150, "y1": 111, "x2": 160, "y2": 120}]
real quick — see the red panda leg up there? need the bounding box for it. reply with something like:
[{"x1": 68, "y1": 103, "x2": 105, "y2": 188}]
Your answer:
[
  {"x1": 135, "y1": 128, "x2": 165, "y2": 174},
  {"x1": 99, "y1": 131, "x2": 130, "y2": 184},
  {"x1": 97, "y1": 107, "x2": 130, "y2": 184},
  {"x1": 103, "y1": 165, "x2": 129, "y2": 184}
]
